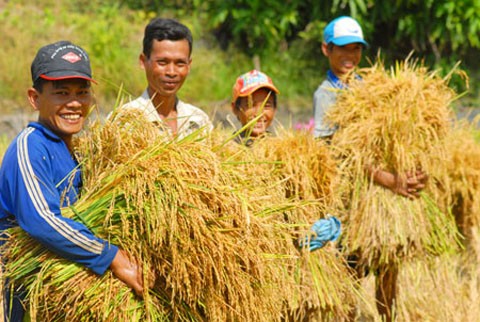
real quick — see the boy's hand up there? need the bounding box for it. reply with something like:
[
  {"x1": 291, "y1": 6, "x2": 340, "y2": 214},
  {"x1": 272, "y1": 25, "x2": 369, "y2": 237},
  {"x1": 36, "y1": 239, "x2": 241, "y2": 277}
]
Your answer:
[
  {"x1": 373, "y1": 168, "x2": 428, "y2": 200},
  {"x1": 110, "y1": 249, "x2": 144, "y2": 298},
  {"x1": 298, "y1": 216, "x2": 341, "y2": 251},
  {"x1": 403, "y1": 169, "x2": 428, "y2": 197}
]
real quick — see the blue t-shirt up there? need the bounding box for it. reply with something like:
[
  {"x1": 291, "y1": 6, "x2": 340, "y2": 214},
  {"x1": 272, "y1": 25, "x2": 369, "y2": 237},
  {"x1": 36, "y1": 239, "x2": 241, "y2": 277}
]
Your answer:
[{"x1": 0, "y1": 122, "x2": 117, "y2": 275}]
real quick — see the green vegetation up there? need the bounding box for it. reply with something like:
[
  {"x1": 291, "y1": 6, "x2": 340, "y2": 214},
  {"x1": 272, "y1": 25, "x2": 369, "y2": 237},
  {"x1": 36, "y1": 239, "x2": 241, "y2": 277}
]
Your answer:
[{"x1": 0, "y1": 0, "x2": 478, "y2": 120}]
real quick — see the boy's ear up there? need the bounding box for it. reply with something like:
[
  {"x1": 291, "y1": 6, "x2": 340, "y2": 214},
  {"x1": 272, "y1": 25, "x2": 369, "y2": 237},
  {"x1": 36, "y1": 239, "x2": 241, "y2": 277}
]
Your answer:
[
  {"x1": 27, "y1": 88, "x2": 40, "y2": 111},
  {"x1": 231, "y1": 101, "x2": 239, "y2": 117},
  {"x1": 321, "y1": 42, "x2": 330, "y2": 57}
]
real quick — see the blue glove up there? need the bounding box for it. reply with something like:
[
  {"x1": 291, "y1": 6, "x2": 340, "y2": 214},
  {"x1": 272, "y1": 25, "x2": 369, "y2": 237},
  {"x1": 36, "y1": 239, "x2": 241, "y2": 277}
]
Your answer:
[{"x1": 298, "y1": 216, "x2": 341, "y2": 252}]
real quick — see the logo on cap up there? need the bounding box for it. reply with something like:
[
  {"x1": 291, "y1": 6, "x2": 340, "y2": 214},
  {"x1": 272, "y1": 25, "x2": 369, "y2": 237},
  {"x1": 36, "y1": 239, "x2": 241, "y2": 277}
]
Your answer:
[
  {"x1": 239, "y1": 71, "x2": 270, "y2": 94},
  {"x1": 62, "y1": 52, "x2": 82, "y2": 64}
]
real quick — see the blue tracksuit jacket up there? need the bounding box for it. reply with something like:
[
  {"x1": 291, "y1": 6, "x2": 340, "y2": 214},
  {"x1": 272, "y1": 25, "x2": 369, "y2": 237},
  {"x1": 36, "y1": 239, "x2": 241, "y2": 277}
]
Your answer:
[{"x1": 0, "y1": 122, "x2": 117, "y2": 275}]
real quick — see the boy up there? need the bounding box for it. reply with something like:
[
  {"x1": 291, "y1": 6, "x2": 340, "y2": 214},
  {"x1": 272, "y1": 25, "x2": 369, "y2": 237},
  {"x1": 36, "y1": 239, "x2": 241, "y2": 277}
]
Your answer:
[
  {"x1": 231, "y1": 69, "x2": 279, "y2": 145},
  {"x1": 314, "y1": 16, "x2": 427, "y2": 199},
  {"x1": 313, "y1": 17, "x2": 428, "y2": 320},
  {"x1": 117, "y1": 18, "x2": 212, "y2": 139},
  {"x1": 313, "y1": 15, "x2": 367, "y2": 140},
  {"x1": 231, "y1": 69, "x2": 341, "y2": 252},
  {"x1": 0, "y1": 41, "x2": 143, "y2": 321}
]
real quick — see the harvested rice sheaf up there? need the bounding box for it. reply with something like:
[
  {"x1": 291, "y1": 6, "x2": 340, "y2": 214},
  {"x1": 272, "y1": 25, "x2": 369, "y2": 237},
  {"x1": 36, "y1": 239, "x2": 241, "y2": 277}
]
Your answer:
[
  {"x1": 2, "y1": 112, "x2": 293, "y2": 321},
  {"x1": 214, "y1": 129, "x2": 360, "y2": 319},
  {"x1": 253, "y1": 130, "x2": 338, "y2": 206},
  {"x1": 216, "y1": 129, "x2": 339, "y2": 222},
  {"x1": 2, "y1": 111, "x2": 356, "y2": 321},
  {"x1": 397, "y1": 251, "x2": 480, "y2": 322},
  {"x1": 326, "y1": 59, "x2": 461, "y2": 269},
  {"x1": 443, "y1": 118, "x2": 480, "y2": 245}
]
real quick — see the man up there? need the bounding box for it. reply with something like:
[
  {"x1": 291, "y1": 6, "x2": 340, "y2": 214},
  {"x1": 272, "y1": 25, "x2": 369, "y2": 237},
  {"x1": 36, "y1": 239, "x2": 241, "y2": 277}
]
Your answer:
[
  {"x1": 0, "y1": 40, "x2": 143, "y2": 321},
  {"x1": 118, "y1": 18, "x2": 212, "y2": 139}
]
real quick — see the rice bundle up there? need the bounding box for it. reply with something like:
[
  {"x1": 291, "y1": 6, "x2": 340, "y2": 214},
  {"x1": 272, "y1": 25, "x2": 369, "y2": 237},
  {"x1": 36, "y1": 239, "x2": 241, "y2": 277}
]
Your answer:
[
  {"x1": 252, "y1": 130, "x2": 338, "y2": 205},
  {"x1": 397, "y1": 252, "x2": 480, "y2": 321},
  {"x1": 2, "y1": 111, "x2": 303, "y2": 321},
  {"x1": 326, "y1": 59, "x2": 461, "y2": 270},
  {"x1": 443, "y1": 118, "x2": 480, "y2": 246},
  {"x1": 215, "y1": 130, "x2": 360, "y2": 320}
]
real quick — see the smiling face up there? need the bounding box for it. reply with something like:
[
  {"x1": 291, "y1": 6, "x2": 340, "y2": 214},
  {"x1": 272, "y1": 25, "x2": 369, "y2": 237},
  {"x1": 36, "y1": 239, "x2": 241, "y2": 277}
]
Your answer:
[
  {"x1": 233, "y1": 88, "x2": 277, "y2": 137},
  {"x1": 28, "y1": 79, "x2": 92, "y2": 143},
  {"x1": 140, "y1": 39, "x2": 191, "y2": 102},
  {"x1": 322, "y1": 42, "x2": 363, "y2": 77}
]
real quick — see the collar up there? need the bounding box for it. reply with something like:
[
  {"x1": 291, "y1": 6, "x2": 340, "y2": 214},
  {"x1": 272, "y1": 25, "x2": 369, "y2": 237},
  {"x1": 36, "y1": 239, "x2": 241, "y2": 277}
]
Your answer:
[
  {"x1": 327, "y1": 70, "x2": 362, "y2": 89},
  {"x1": 146, "y1": 90, "x2": 178, "y2": 112},
  {"x1": 27, "y1": 122, "x2": 63, "y2": 142},
  {"x1": 327, "y1": 70, "x2": 348, "y2": 89}
]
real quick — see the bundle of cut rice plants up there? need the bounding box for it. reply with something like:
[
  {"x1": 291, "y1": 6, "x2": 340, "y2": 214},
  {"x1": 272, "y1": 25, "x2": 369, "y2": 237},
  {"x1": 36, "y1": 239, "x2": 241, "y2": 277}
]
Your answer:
[
  {"x1": 443, "y1": 117, "x2": 480, "y2": 247},
  {"x1": 253, "y1": 129, "x2": 338, "y2": 205},
  {"x1": 326, "y1": 59, "x2": 461, "y2": 270},
  {"x1": 2, "y1": 111, "x2": 302, "y2": 321},
  {"x1": 214, "y1": 129, "x2": 339, "y2": 229},
  {"x1": 397, "y1": 252, "x2": 480, "y2": 321},
  {"x1": 213, "y1": 129, "x2": 361, "y2": 320}
]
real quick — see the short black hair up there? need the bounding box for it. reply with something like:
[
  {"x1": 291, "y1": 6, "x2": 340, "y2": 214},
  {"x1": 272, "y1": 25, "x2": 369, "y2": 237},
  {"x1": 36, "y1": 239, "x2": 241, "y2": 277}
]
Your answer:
[
  {"x1": 234, "y1": 92, "x2": 277, "y2": 110},
  {"x1": 33, "y1": 77, "x2": 49, "y2": 92},
  {"x1": 143, "y1": 18, "x2": 193, "y2": 58}
]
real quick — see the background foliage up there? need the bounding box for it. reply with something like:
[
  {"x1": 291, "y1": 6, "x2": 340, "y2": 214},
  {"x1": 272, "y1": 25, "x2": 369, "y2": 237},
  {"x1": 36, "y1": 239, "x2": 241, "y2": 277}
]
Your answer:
[{"x1": 0, "y1": 0, "x2": 478, "y2": 123}]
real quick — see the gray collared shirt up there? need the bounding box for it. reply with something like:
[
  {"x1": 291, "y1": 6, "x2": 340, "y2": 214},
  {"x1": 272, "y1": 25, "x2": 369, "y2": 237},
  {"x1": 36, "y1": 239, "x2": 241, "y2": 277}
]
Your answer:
[{"x1": 312, "y1": 78, "x2": 341, "y2": 138}]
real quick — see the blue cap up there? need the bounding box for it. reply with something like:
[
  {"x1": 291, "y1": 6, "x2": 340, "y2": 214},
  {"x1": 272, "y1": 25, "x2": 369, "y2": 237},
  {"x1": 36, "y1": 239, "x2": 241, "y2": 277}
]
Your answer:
[{"x1": 323, "y1": 16, "x2": 368, "y2": 47}]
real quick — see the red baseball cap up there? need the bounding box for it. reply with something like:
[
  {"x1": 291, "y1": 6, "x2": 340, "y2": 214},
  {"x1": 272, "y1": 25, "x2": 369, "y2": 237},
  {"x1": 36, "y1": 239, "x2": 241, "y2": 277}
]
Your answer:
[{"x1": 232, "y1": 70, "x2": 279, "y2": 103}]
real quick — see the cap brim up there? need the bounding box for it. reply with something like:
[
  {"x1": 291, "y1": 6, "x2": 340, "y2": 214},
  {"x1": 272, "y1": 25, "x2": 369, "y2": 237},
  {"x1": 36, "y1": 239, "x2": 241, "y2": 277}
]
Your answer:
[
  {"x1": 40, "y1": 73, "x2": 97, "y2": 84},
  {"x1": 331, "y1": 36, "x2": 368, "y2": 47}
]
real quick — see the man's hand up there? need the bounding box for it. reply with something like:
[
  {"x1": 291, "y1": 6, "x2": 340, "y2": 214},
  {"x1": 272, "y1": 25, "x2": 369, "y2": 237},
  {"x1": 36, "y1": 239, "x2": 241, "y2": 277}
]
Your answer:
[{"x1": 110, "y1": 249, "x2": 144, "y2": 298}]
